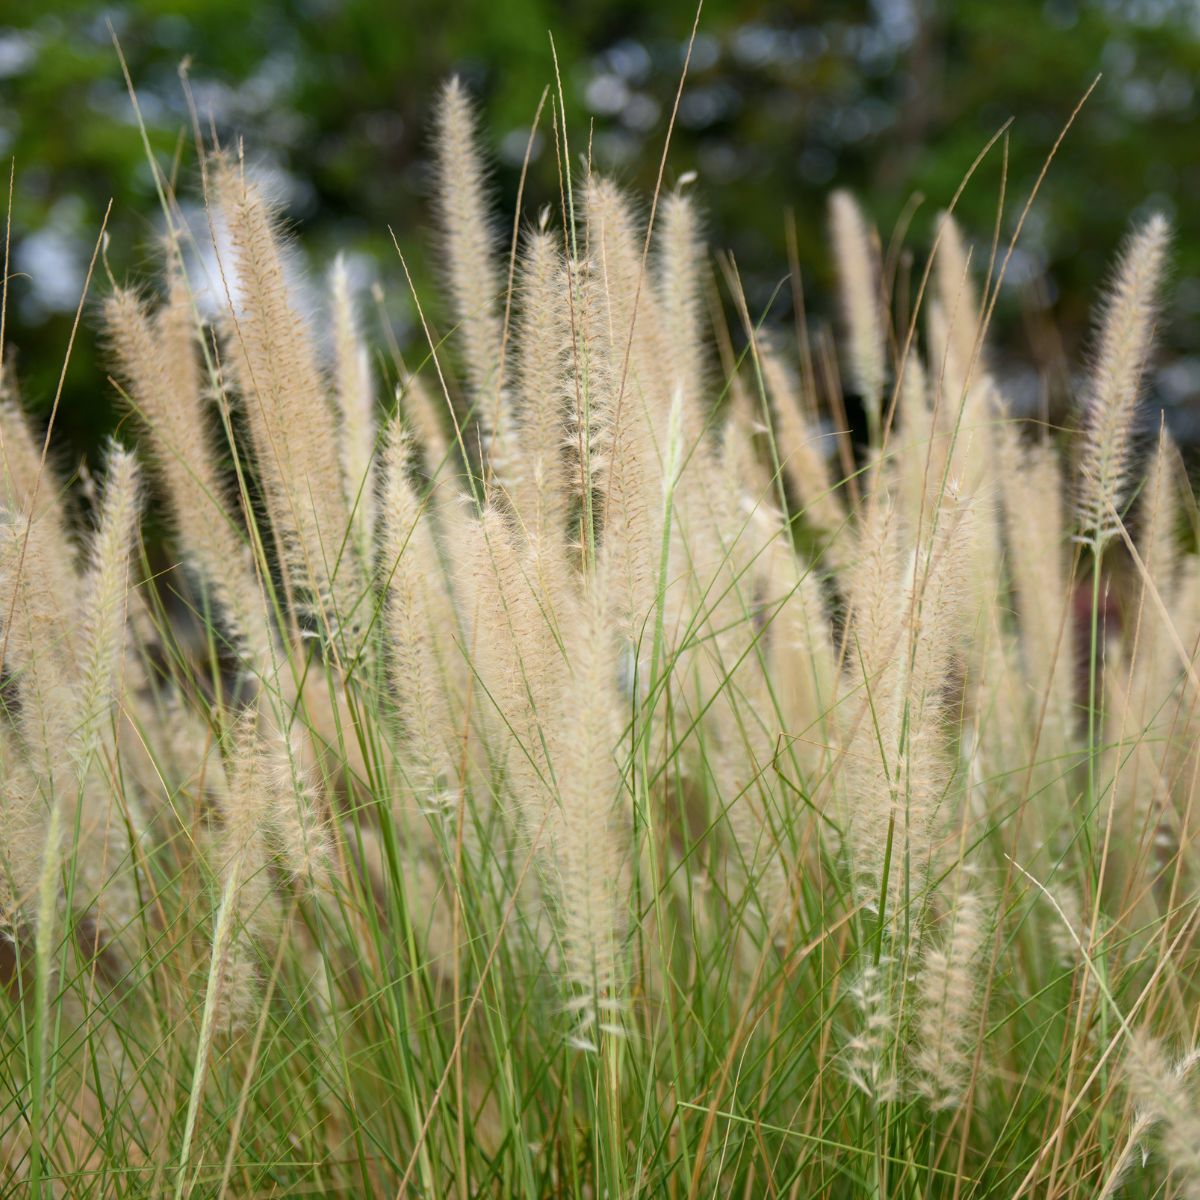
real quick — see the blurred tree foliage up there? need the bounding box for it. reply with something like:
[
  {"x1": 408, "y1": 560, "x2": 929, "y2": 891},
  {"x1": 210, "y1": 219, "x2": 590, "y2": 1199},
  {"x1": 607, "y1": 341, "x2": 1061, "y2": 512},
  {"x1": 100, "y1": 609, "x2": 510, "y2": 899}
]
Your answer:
[{"x1": 3, "y1": 0, "x2": 1199, "y2": 466}]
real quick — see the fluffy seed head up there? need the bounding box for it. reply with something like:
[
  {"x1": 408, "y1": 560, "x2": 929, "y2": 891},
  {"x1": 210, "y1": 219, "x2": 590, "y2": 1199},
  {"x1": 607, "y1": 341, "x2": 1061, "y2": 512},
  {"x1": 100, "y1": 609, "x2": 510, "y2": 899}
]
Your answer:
[
  {"x1": 434, "y1": 77, "x2": 505, "y2": 442},
  {"x1": 212, "y1": 154, "x2": 366, "y2": 649},
  {"x1": 1076, "y1": 213, "x2": 1170, "y2": 546},
  {"x1": 933, "y1": 210, "x2": 983, "y2": 380},
  {"x1": 912, "y1": 887, "x2": 987, "y2": 1110},
  {"x1": 329, "y1": 255, "x2": 378, "y2": 565},
  {"x1": 829, "y1": 190, "x2": 886, "y2": 430}
]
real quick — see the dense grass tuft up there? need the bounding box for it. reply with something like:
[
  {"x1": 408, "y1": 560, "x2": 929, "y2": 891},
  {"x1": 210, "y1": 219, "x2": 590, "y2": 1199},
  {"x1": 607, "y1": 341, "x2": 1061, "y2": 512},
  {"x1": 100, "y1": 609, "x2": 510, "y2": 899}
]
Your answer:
[{"x1": 2, "y1": 78, "x2": 1199, "y2": 1198}]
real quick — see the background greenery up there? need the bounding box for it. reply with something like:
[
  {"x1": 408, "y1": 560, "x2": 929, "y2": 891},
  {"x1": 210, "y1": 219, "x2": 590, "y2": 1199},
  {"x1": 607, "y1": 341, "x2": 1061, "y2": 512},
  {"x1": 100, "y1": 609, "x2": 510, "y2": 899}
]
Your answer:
[{"x1": 3, "y1": 0, "x2": 1199, "y2": 463}]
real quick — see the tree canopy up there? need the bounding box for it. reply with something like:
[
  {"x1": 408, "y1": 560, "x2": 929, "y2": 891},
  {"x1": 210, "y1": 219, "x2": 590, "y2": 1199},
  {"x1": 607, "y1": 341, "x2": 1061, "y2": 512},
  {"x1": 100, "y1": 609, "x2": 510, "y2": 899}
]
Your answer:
[{"x1": 4, "y1": 0, "x2": 1198, "y2": 459}]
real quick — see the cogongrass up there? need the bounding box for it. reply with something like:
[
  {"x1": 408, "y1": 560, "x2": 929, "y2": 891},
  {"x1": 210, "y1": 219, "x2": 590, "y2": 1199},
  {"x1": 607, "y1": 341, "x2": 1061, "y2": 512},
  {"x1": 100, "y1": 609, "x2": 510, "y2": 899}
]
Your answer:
[{"x1": 1, "y1": 77, "x2": 1199, "y2": 1198}]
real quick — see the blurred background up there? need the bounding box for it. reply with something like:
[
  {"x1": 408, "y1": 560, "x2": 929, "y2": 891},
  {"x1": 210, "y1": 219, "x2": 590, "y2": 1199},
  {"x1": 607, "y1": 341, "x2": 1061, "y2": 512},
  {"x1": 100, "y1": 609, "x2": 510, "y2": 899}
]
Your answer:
[{"x1": 3, "y1": 0, "x2": 1200, "y2": 468}]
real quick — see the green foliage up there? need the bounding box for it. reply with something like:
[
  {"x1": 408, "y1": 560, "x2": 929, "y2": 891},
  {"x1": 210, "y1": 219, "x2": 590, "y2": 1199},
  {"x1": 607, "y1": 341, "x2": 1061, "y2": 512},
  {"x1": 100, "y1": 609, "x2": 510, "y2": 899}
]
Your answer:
[{"x1": 4, "y1": 0, "x2": 1200, "y2": 468}]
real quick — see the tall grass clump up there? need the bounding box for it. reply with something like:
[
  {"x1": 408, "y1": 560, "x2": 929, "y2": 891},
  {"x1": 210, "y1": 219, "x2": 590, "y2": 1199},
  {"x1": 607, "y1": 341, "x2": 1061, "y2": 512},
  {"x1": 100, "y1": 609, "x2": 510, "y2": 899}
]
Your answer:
[{"x1": 2, "y1": 70, "x2": 1200, "y2": 1199}]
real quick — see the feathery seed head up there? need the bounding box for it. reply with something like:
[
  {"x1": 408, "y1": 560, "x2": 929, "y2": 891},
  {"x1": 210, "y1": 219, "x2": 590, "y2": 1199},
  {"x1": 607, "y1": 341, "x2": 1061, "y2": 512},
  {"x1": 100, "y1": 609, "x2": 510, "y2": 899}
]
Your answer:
[
  {"x1": 912, "y1": 887, "x2": 987, "y2": 1110},
  {"x1": 1076, "y1": 213, "x2": 1170, "y2": 547},
  {"x1": 76, "y1": 443, "x2": 140, "y2": 762},
  {"x1": 212, "y1": 153, "x2": 368, "y2": 649},
  {"x1": 829, "y1": 190, "x2": 886, "y2": 433},
  {"x1": 1122, "y1": 1029, "x2": 1200, "y2": 1195},
  {"x1": 933, "y1": 210, "x2": 984, "y2": 380},
  {"x1": 434, "y1": 78, "x2": 504, "y2": 431}
]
